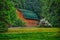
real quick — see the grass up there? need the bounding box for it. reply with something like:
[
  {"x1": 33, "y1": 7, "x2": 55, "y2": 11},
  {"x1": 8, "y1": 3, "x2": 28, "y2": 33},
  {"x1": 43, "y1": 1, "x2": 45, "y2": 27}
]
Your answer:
[
  {"x1": 0, "y1": 28, "x2": 60, "y2": 40},
  {"x1": 8, "y1": 28, "x2": 59, "y2": 33}
]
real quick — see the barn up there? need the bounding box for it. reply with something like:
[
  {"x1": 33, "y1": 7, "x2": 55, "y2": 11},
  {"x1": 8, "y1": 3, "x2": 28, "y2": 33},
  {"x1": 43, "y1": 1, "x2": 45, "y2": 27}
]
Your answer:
[{"x1": 16, "y1": 9, "x2": 40, "y2": 27}]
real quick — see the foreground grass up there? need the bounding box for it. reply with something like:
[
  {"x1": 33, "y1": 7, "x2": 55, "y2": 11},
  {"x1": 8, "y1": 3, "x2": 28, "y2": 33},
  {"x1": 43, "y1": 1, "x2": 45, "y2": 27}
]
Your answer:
[
  {"x1": 0, "y1": 28, "x2": 60, "y2": 40},
  {"x1": 0, "y1": 32, "x2": 60, "y2": 40}
]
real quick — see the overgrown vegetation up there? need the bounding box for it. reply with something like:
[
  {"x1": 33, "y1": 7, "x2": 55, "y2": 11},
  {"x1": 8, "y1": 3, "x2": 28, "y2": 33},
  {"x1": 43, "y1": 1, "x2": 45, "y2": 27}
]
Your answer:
[
  {"x1": 0, "y1": 0, "x2": 25, "y2": 32},
  {"x1": 0, "y1": 22, "x2": 8, "y2": 32},
  {"x1": 11, "y1": 0, "x2": 60, "y2": 27},
  {"x1": 41, "y1": 0, "x2": 60, "y2": 27},
  {"x1": 0, "y1": 0, "x2": 60, "y2": 32}
]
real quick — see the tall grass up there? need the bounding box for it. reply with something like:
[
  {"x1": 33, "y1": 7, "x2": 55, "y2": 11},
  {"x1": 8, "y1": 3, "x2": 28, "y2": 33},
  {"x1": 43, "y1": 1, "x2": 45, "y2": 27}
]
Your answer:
[{"x1": 0, "y1": 28, "x2": 60, "y2": 40}]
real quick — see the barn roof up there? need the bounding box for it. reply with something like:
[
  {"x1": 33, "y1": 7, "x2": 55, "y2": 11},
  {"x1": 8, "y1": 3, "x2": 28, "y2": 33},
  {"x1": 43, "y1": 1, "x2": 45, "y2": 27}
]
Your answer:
[{"x1": 18, "y1": 9, "x2": 39, "y2": 20}]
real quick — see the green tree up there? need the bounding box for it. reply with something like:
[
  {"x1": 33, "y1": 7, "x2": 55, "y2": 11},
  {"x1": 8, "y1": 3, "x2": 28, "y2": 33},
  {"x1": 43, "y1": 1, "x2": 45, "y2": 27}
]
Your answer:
[
  {"x1": 11, "y1": 0, "x2": 41, "y2": 19},
  {"x1": 25, "y1": 0, "x2": 42, "y2": 19},
  {"x1": 11, "y1": 0, "x2": 60, "y2": 27},
  {"x1": 11, "y1": 0, "x2": 26, "y2": 9},
  {"x1": 0, "y1": 0, "x2": 25, "y2": 32},
  {"x1": 41, "y1": 0, "x2": 60, "y2": 27}
]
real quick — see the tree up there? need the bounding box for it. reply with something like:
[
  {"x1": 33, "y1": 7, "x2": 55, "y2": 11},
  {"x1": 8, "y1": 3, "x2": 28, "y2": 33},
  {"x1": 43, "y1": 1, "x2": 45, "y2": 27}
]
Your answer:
[
  {"x1": 25, "y1": 0, "x2": 42, "y2": 19},
  {"x1": 0, "y1": 0, "x2": 25, "y2": 32},
  {"x1": 11, "y1": 0, "x2": 42, "y2": 19},
  {"x1": 41, "y1": 0, "x2": 60, "y2": 27},
  {"x1": 11, "y1": 0, "x2": 26, "y2": 9},
  {"x1": 11, "y1": 0, "x2": 60, "y2": 27}
]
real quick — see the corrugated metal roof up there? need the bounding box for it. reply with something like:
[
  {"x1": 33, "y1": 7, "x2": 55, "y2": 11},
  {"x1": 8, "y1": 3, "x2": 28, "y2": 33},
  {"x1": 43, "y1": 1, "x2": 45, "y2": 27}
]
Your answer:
[{"x1": 19, "y1": 9, "x2": 39, "y2": 20}]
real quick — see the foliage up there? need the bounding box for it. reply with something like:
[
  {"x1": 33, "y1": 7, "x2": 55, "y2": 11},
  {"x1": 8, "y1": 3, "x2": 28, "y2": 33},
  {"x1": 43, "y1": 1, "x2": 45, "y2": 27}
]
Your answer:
[
  {"x1": 12, "y1": 19, "x2": 25, "y2": 27},
  {"x1": 11, "y1": 0, "x2": 41, "y2": 19},
  {"x1": 0, "y1": 0, "x2": 12, "y2": 32},
  {"x1": 0, "y1": 21, "x2": 8, "y2": 32},
  {"x1": 41, "y1": 0, "x2": 60, "y2": 27},
  {"x1": 25, "y1": 0, "x2": 42, "y2": 18},
  {"x1": 11, "y1": 0, "x2": 60, "y2": 27},
  {"x1": 11, "y1": 0, "x2": 26, "y2": 9},
  {"x1": 0, "y1": 0, "x2": 25, "y2": 32}
]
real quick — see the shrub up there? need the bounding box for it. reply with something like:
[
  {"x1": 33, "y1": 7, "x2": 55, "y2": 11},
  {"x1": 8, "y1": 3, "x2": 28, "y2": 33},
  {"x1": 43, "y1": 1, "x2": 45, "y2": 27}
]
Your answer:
[
  {"x1": 0, "y1": 0, "x2": 25, "y2": 32},
  {"x1": 11, "y1": 19, "x2": 25, "y2": 27},
  {"x1": 41, "y1": 0, "x2": 60, "y2": 27},
  {"x1": 0, "y1": 21, "x2": 8, "y2": 32}
]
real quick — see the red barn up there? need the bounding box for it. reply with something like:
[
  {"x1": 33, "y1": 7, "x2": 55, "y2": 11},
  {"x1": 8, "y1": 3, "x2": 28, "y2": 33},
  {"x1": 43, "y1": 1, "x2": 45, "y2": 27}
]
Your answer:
[{"x1": 16, "y1": 9, "x2": 39, "y2": 27}]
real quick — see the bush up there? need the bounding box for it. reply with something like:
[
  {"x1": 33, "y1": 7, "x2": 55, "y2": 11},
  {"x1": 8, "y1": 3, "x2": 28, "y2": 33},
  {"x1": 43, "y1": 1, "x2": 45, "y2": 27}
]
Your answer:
[
  {"x1": 11, "y1": 19, "x2": 25, "y2": 27},
  {"x1": 0, "y1": 0, "x2": 25, "y2": 32},
  {"x1": 0, "y1": 21, "x2": 8, "y2": 32},
  {"x1": 41, "y1": 0, "x2": 60, "y2": 27}
]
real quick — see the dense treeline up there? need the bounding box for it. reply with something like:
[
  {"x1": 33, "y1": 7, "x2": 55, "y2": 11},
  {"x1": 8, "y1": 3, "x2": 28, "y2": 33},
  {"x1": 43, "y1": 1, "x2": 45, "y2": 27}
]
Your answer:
[
  {"x1": 11, "y1": 0, "x2": 60, "y2": 27},
  {"x1": 41, "y1": 0, "x2": 60, "y2": 27},
  {"x1": 11, "y1": 0, "x2": 41, "y2": 18}
]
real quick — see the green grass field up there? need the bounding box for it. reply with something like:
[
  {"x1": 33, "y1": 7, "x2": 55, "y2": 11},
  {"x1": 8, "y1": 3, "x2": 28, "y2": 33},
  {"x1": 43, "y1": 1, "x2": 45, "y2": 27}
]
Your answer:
[{"x1": 0, "y1": 28, "x2": 60, "y2": 40}]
